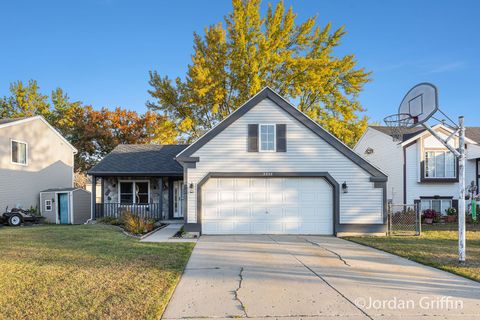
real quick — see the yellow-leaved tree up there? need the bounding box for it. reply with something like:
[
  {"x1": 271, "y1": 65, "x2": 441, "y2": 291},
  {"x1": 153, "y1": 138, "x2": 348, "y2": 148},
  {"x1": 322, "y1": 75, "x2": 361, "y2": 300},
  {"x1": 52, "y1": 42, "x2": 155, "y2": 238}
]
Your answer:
[{"x1": 148, "y1": 0, "x2": 370, "y2": 146}]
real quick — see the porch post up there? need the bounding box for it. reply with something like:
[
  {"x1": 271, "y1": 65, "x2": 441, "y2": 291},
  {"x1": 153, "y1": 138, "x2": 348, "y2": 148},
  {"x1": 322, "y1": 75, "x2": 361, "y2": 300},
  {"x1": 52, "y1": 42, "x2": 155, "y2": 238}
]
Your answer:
[
  {"x1": 91, "y1": 175, "x2": 97, "y2": 220},
  {"x1": 159, "y1": 177, "x2": 164, "y2": 219},
  {"x1": 168, "y1": 177, "x2": 174, "y2": 220}
]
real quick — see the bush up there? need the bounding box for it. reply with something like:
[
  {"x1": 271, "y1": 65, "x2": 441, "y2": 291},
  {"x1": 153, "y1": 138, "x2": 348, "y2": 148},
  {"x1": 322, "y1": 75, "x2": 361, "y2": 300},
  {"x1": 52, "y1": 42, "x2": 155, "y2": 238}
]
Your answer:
[
  {"x1": 122, "y1": 211, "x2": 155, "y2": 235},
  {"x1": 446, "y1": 207, "x2": 457, "y2": 216},
  {"x1": 423, "y1": 209, "x2": 437, "y2": 219}
]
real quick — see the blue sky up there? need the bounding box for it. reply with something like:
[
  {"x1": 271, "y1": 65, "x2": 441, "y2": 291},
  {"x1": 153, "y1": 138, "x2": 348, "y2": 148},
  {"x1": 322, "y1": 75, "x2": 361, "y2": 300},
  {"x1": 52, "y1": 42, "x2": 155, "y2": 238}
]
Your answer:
[{"x1": 1, "y1": 0, "x2": 479, "y2": 125}]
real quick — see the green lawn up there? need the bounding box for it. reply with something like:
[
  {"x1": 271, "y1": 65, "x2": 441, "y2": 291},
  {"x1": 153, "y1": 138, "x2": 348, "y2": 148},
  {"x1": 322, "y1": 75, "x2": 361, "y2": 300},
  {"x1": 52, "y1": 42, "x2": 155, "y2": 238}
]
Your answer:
[
  {"x1": 0, "y1": 224, "x2": 194, "y2": 319},
  {"x1": 347, "y1": 227, "x2": 480, "y2": 282}
]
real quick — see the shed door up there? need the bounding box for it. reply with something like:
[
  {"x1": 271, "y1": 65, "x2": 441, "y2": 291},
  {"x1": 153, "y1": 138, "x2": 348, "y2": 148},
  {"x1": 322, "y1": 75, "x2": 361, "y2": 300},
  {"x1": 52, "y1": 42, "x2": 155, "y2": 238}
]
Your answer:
[
  {"x1": 201, "y1": 177, "x2": 333, "y2": 234},
  {"x1": 58, "y1": 193, "x2": 69, "y2": 224}
]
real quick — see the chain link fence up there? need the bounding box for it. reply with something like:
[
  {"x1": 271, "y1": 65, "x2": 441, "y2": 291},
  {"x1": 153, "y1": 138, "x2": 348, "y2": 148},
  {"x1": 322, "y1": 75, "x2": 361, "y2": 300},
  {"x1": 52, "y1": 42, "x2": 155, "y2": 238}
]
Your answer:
[{"x1": 387, "y1": 203, "x2": 421, "y2": 236}]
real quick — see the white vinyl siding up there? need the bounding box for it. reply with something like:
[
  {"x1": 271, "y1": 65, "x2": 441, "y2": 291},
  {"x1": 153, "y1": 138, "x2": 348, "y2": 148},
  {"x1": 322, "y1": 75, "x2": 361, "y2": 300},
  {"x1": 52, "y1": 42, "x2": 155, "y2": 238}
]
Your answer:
[
  {"x1": 185, "y1": 98, "x2": 383, "y2": 225},
  {"x1": 354, "y1": 128, "x2": 404, "y2": 204}
]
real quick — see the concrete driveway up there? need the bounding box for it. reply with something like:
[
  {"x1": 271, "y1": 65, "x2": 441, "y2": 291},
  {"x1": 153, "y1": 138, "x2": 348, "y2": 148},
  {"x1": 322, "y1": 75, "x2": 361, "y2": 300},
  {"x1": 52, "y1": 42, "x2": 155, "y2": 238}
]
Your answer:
[{"x1": 163, "y1": 235, "x2": 480, "y2": 319}]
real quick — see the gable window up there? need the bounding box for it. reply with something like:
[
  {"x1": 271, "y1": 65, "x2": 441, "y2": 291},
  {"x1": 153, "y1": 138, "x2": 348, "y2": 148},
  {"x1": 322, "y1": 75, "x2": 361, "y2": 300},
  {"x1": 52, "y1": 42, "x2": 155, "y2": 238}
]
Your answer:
[
  {"x1": 44, "y1": 199, "x2": 52, "y2": 211},
  {"x1": 425, "y1": 150, "x2": 456, "y2": 178},
  {"x1": 11, "y1": 140, "x2": 27, "y2": 165},
  {"x1": 259, "y1": 124, "x2": 276, "y2": 152},
  {"x1": 119, "y1": 181, "x2": 149, "y2": 204},
  {"x1": 420, "y1": 198, "x2": 452, "y2": 215}
]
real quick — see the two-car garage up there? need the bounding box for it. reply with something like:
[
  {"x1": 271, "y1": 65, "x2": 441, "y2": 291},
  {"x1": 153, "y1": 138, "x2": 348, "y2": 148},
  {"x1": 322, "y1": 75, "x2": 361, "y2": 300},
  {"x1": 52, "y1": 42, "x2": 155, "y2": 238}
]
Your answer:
[{"x1": 201, "y1": 177, "x2": 334, "y2": 235}]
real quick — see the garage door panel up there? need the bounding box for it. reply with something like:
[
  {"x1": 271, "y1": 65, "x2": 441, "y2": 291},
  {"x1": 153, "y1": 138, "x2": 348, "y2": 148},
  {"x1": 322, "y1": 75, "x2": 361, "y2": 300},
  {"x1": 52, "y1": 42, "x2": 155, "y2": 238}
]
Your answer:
[
  {"x1": 218, "y1": 207, "x2": 235, "y2": 218},
  {"x1": 203, "y1": 207, "x2": 218, "y2": 219},
  {"x1": 268, "y1": 192, "x2": 283, "y2": 203},
  {"x1": 202, "y1": 177, "x2": 333, "y2": 235},
  {"x1": 252, "y1": 192, "x2": 267, "y2": 202}
]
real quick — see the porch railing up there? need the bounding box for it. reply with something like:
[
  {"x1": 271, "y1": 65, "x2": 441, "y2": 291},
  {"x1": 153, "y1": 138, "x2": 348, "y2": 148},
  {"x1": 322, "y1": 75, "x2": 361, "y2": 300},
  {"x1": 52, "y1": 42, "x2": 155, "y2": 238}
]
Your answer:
[{"x1": 95, "y1": 203, "x2": 163, "y2": 220}]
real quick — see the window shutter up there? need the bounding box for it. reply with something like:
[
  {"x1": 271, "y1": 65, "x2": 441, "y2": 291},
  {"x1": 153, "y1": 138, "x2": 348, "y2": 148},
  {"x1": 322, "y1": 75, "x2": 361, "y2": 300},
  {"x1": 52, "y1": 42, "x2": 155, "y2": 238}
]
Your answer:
[
  {"x1": 452, "y1": 199, "x2": 459, "y2": 212},
  {"x1": 248, "y1": 124, "x2": 258, "y2": 152},
  {"x1": 276, "y1": 124, "x2": 287, "y2": 152}
]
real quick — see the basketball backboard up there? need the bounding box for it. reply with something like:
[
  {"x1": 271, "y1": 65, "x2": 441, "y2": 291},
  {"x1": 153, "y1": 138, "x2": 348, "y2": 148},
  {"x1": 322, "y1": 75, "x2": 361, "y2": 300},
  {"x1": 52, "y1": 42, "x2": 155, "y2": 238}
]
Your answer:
[{"x1": 398, "y1": 82, "x2": 438, "y2": 128}]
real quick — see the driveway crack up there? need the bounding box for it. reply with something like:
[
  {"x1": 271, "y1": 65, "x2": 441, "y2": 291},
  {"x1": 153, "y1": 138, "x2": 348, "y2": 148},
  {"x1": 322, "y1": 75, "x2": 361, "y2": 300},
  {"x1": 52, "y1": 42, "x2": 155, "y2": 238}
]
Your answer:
[
  {"x1": 300, "y1": 237, "x2": 351, "y2": 267},
  {"x1": 268, "y1": 235, "x2": 373, "y2": 320},
  {"x1": 233, "y1": 266, "x2": 248, "y2": 318}
]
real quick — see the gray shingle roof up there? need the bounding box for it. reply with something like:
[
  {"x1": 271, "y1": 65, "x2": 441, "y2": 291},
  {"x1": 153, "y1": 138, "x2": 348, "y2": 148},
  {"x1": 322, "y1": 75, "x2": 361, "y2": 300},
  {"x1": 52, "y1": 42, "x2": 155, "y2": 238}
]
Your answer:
[
  {"x1": 370, "y1": 126, "x2": 480, "y2": 143},
  {"x1": 88, "y1": 144, "x2": 188, "y2": 176},
  {"x1": 41, "y1": 187, "x2": 79, "y2": 192}
]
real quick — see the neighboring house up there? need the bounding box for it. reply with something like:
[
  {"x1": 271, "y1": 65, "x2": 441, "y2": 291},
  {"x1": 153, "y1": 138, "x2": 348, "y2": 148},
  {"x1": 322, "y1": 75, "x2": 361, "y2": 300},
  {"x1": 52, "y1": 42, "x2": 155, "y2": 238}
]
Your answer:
[
  {"x1": 90, "y1": 88, "x2": 388, "y2": 236},
  {"x1": 0, "y1": 116, "x2": 78, "y2": 215},
  {"x1": 354, "y1": 125, "x2": 480, "y2": 214}
]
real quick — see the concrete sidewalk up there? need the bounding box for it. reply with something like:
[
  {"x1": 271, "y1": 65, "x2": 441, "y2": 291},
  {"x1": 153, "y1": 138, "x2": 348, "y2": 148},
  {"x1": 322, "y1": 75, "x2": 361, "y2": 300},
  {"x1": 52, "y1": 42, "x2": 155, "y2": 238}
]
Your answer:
[
  {"x1": 140, "y1": 223, "x2": 183, "y2": 242},
  {"x1": 163, "y1": 235, "x2": 480, "y2": 319}
]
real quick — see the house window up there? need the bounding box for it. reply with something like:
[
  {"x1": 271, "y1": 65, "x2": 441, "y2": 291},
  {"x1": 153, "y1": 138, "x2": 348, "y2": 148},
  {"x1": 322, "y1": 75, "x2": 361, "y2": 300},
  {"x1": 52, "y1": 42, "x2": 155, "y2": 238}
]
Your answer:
[
  {"x1": 425, "y1": 150, "x2": 456, "y2": 178},
  {"x1": 11, "y1": 140, "x2": 27, "y2": 165},
  {"x1": 420, "y1": 199, "x2": 452, "y2": 215},
  {"x1": 259, "y1": 124, "x2": 275, "y2": 152},
  {"x1": 119, "y1": 181, "x2": 149, "y2": 204},
  {"x1": 44, "y1": 199, "x2": 52, "y2": 211}
]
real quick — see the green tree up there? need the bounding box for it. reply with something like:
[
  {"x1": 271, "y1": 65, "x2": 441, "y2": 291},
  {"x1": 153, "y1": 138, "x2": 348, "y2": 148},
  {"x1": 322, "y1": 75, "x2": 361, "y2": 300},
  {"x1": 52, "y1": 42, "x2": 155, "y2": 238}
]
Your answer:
[
  {"x1": 0, "y1": 80, "x2": 50, "y2": 119},
  {"x1": 148, "y1": 0, "x2": 370, "y2": 146},
  {"x1": 1, "y1": 81, "x2": 179, "y2": 172}
]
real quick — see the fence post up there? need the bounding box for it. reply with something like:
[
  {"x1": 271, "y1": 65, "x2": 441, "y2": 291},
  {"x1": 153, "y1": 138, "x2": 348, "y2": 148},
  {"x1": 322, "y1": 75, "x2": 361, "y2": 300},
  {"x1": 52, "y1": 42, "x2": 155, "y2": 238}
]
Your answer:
[{"x1": 387, "y1": 203, "x2": 391, "y2": 236}]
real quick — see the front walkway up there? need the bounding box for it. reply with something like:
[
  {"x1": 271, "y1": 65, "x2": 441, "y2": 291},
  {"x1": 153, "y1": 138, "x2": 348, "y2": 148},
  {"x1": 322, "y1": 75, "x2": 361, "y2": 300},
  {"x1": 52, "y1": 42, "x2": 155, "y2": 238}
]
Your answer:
[
  {"x1": 163, "y1": 235, "x2": 480, "y2": 319},
  {"x1": 140, "y1": 223, "x2": 184, "y2": 242}
]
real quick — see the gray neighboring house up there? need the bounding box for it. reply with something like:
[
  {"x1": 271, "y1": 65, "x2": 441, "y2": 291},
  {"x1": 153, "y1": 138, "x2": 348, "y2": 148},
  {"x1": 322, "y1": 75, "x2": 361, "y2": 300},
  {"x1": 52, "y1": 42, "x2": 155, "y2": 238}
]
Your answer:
[
  {"x1": 0, "y1": 116, "x2": 78, "y2": 217},
  {"x1": 88, "y1": 144, "x2": 188, "y2": 221},
  {"x1": 89, "y1": 88, "x2": 388, "y2": 236}
]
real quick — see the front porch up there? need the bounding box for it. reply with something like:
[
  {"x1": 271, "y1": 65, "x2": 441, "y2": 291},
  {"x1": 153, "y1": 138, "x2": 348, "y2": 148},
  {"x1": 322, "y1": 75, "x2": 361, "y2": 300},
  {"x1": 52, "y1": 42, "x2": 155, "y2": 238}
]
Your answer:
[{"x1": 91, "y1": 176, "x2": 184, "y2": 221}]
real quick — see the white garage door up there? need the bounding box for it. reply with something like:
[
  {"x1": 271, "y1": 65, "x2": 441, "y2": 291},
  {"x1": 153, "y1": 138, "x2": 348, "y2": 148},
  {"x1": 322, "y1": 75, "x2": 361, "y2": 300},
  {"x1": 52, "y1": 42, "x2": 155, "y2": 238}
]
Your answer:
[{"x1": 201, "y1": 177, "x2": 333, "y2": 235}]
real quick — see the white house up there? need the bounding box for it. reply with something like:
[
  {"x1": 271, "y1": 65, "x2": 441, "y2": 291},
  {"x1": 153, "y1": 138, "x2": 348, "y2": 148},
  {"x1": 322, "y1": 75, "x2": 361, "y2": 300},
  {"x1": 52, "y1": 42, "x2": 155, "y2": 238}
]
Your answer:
[
  {"x1": 90, "y1": 88, "x2": 388, "y2": 236},
  {"x1": 354, "y1": 125, "x2": 480, "y2": 214}
]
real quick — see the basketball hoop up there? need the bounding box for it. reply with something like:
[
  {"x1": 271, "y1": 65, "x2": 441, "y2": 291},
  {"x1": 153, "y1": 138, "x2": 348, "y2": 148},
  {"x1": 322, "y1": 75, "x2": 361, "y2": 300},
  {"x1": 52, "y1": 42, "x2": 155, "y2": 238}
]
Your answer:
[{"x1": 383, "y1": 113, "x2": 417, "y2": 141}]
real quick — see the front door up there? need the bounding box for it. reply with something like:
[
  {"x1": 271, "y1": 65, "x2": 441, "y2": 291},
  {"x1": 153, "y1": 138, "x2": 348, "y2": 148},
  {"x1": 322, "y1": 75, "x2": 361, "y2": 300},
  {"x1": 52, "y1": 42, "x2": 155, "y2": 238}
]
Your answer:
[
  {"x1": 173, "y1": 181, "x2": 183, "y2": 218},
  {"x1": 58, "y1": 193, "x2": 69, "y2": 224}
]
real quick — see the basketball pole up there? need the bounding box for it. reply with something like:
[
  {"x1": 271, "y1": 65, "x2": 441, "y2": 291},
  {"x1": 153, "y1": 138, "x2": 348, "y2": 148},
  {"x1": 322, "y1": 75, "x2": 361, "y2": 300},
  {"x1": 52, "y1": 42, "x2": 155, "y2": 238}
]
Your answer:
[
  {"x1": 422, "y1": 116, "x2": 466, "y2": 262},
  {"x1": 458, "y1": 116, "x2": 466, "y2": 263}
]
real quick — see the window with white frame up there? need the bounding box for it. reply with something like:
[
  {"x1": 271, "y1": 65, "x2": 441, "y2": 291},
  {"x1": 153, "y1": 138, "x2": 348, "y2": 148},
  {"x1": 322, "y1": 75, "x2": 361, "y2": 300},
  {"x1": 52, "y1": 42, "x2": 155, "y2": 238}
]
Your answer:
[
  {"x1": 119, "y1": 181, "x2": 149, "y2": 204},
  {"x1": 11, "y1": 140, "x2": 27, "y2": 165},
  {"x1": 259, "y1": 124, "x2": 275, "y2": 152},
  {"x1": 420, "y1": 199, "x2": 452, "y2": 215},
  {"x1": 425, "y1": 150, "x2": 456, "y2": 178},
  {"x1": 44, "y1": 199, "x2": 52, "y2": 211}
]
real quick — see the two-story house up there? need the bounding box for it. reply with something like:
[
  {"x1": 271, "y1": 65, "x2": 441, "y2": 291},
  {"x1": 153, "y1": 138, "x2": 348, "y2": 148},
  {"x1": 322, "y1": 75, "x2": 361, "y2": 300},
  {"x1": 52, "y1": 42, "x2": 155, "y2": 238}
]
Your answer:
[
  {"x1": 0, "y1": 116, "x2": 78, "y2": 215},
  {"x1": 354, "y1": 125, "x2": 480, "y2": 214}
]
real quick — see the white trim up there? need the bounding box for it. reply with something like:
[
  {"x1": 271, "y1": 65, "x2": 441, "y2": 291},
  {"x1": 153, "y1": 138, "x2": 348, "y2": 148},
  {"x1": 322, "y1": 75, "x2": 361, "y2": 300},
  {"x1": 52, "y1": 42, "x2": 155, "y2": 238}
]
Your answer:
[
  {"x1": 44, "y1": 199, "x2": 52, "y2": 211},
  {"x1": 259, "y1": 123, "x2": 276, "y2": 152},
  {"x1": 70, "y1": 191, "x2": 74, "y2": 224},
  {"x1": 400, "y1": 124, "x2": 476, "y2": 146},
  {"x1": 0, "y1": 116, "x2": 78, "y2": 153},
  {"x1": 10, "y1": 139, "x2": 28, "y2": 166},
  {"x1": 118, "y1": 180, "x2": 151, "y2": 204}
]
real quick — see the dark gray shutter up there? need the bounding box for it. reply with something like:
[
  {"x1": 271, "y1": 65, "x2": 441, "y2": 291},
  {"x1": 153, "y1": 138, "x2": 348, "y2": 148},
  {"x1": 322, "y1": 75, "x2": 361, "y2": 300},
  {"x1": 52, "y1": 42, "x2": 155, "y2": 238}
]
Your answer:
[
  {"x1": 248, "y1": 124, "x2": 258, "y2": 152},
  {"x1": 452, "y1": 199, "x2": 459, "y2": 212},
  {"x1": 276, "y1": 124, "x2": 286, "y2": 152}
]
